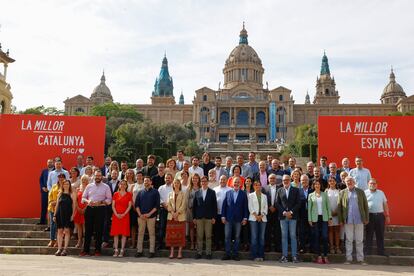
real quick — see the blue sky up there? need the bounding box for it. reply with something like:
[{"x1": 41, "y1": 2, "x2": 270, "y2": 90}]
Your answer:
[{"x1": 1, "y1": 0, "x2": 413, "y2": 110}]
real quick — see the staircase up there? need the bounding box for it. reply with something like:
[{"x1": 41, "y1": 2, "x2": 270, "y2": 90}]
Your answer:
[{"x1": 0, "y1": 218, "x2": 413, "y2": 265}]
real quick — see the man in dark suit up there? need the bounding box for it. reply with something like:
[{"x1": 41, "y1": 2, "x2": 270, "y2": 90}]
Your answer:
[
  {"x1": 193, "y1": 175, "x2": 217, "y2": 259},
  {"x1": 275, "y1": 174, "x2": 301, "y2": 263},
  {"x1": 298, "y1": 174, "x2": 313, "y2": 253},
  {"x1": 100, "y1": 156, "x2": 112, "y2": 179},
  {"x1": 102, "y1": 170, "x2": 120, "y2": 247},
  {"x1": 323, "y1": 162, "x2": 341, "y2": 184},
  {"x1": 221, "y1": 177, "x2": 249, "y2": 261},
  {"x1": 264, "y1": 173, "x2": 282, "y2": 252},
  {"x1": 38, "y1": 159, "x2": 54, "y2": 225}
]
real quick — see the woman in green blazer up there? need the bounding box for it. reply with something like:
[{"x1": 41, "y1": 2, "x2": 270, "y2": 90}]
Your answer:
[{"x1": 308, "y1": 180, "x2": 332, "y2": 264}]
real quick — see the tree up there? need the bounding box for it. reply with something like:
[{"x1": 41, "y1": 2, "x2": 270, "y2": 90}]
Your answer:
[
  {"x1": 19, "y1": 105, "x2": 64, "y2": 115},
  {"x1": 91, "y1": 103, "x2": 145, "y2": 152},
  {"x1": 388, "y1": 110, "x2": 414, "y2": 116},
  {"x1": 91, "y1": 102, "x2": 143, "y2": 121}
]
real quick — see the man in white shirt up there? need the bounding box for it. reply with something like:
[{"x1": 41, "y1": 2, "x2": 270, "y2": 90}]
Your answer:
[
  {"x1": 157, "y1": 173, "x2": 173, "y2": 249},
  {"x1": 47, "y1": 160, "x2": 70, "y2": 191},
  {"x1": 349, "y1": 156, "x2": 372, "y2": 191},
  {"x1": 189, "y1": 156, "x2": 204, "y2": 177},
  {"x1": 213, "y1": 175, "x2": 231, "y2": 250}
]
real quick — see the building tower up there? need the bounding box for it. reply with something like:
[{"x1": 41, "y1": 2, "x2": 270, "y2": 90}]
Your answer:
[
  {"x1": 90, "y1": 71, "x2": 113, "y2": 105},
  {"x1": 313, "y1": 51, "x2": 339, "y2": 104},
  {"x1": 0, "y1": 43, "x2": 15, "y2": 114},
  {"x1": 380, "y1": 68, "x2": 407, "y2": 104},
  {"x1": 179, "y1": 91, "x2": 184, "y2": 104},
  {"x1": 305, "y1": 91, "x2": 310, "y2": 104},
  {"x1": 152, "y1": 54, "x2": 175, "y2": 105}
]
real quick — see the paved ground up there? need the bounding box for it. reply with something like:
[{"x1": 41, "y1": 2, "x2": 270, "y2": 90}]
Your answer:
[{"x1": 0, "y1": 255, "x2": 412, "y2": 276}]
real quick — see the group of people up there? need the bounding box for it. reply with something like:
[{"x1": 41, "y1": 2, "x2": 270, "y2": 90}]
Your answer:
[{"x1": 39, "y1": 151, "x2": 390, "y2": 264}]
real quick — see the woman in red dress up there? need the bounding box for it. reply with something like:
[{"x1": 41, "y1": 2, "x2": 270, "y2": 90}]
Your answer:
[
  {"x1": 110, "y1": 179, "x2": 132, "y2": 257},
  {"x1": 73, "y1": 175, "x2": 89, "y2": 248}
]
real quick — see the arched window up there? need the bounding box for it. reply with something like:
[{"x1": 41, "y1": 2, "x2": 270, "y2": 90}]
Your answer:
[
  {"x1": 256, "y1": 111, "x2": 266, "y2": 125},
  {"x1": 236, "y1": 110, "x2": 249, "y2": 126},
  {"x1": 220, "y1": 111, "x2": 229, "y2": 125},
  {"x1": 325, "y1": 89, "x2": 329, "y2": 95},
  {"x1": 75, "y1": 107, "x2": 85, "y2": 113},
  {"x1": 200, "y1": 107, "x2": 209, "y2": 124},
  {"x1": 0, "y1": 101, "x2": 4, "y2": 114},
  {"x1": 203, "y1": 95, "x2": 207, "y2": 101},
  {"x1": 279, "y1": 95, "x2": 283, "y2": 101}
]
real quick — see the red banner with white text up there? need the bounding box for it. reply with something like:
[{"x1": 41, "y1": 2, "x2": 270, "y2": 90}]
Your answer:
[
  {"x1": 318, "y1": 116, "x2": 413, "y2": 226},
  {"x1": 0, "y1": 114, "x2": 106, "y2": 218}
]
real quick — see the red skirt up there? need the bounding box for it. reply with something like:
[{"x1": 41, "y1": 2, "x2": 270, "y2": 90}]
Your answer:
[
  {"x1": 110, "y1": 213, "x2": 130, "y2": 237},
  {"x1": 165, "y1": 220, "x2": 186, "y2": 247}
]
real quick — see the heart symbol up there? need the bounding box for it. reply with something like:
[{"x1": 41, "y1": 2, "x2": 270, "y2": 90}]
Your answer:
[
  {"x1": 397, "y1": 151, "x2": 404, "y2": 157},
  {"x1": 78, "y1": 148, "x2": 85, "y2": 154}
]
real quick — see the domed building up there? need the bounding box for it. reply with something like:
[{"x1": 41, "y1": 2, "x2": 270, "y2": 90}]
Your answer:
[
  {"x1": 380, "y1": 68, "x2": 406, "y2": 104},
  {"x1": 62, "y1": 24, "x2": 414, "y2": 155},
  {"x1": 64, "y1": 72, "x2": 114, "y2": 114}
]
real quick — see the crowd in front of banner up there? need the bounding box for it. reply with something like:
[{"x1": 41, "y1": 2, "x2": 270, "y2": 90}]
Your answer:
[{"x1": 38, "y1": 151, "x2": 389, "y2": 265}]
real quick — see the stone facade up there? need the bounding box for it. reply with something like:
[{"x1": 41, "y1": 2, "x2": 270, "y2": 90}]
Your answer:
[
  {"x1": 63, "y1": 25, "x2": 414, "y2": 151},
  {"x1": 0, "y1": 44, "x2": 15, "y2": 114}
]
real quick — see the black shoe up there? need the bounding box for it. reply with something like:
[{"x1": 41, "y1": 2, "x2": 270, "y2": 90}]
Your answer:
[
  {"x1": 206, "y1": 254, "x2": 212, "y2": 260},
  {"x1": 135, "y1": 252, "x2": 143, "y2": 258},
  {"x1": 156, "y1": 244, "x2": 165, "y2": 250},
  {"x1": 37, "y1": 222, "x2": 45, "y2": 225},
  {"x1": 222, "y1": 254, "x2": 231, "y2": 261},
  {"x1": 292, "y1": 256, "x2": 300, "y2": 263},
  {"x1": 43, "y1": 227, "x2": 50, "y2": 232},
  {"x1": 279, "y1": 256, "x2": 288, "y2": 263},
  {"x1": 195, "y1": 254, "x2": 202, "y2": 260},
  {"x1": 378, "y1": 253, "x2": 389, "y2": 257},
  {"x1": 148, "y1": 253, "x2": 155, "y2": 258},
  {"x1": 232, "y1": 255, "x2": 240, "y2": 261}
]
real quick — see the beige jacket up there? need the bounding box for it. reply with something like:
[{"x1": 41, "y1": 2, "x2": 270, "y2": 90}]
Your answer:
[{"x1": 167, "y1": 191, "x2": 187, "y2": 222}]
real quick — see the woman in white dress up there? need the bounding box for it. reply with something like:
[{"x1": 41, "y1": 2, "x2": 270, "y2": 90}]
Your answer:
[{"x1": 326, "y1": 175, "x2": 341, "y2": 254}]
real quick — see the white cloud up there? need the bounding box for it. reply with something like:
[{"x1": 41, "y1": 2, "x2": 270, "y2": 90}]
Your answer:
[{"x1": 1, "y1": 0, "x2": 413, "y2": 110}]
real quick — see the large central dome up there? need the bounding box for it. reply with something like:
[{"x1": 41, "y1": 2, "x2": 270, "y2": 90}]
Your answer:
[
  {"x1": 223, "y1": 24, "x2": 264, "y2": 89},
  {"x1": 225, "y1": 25, "x2": 262, "y2": 66}
]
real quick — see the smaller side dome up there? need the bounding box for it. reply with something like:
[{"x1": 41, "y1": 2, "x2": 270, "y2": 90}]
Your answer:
[
  {"x1": 380, "y1": 68, "x2": 406, "y2": 104},
  {"x1": 90, "y1": 72, "x2": 113, "y2": 104}
]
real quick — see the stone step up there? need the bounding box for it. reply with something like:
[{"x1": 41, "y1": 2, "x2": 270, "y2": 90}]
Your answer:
[
  {"x1": 0, "y1": 218, "x2": 39, "y2": 224},
  {"x1": 0, "y1": 238, "x2": 412, "y2": 256},
  {"x1": 0, "y1": 224, "x2": 46, "y2": 231},
  {"x1": 387, "y1": 226, "x2": 414, "y2": 232},
  {"x1": 0, "y1": 231, "x2": 50, "y2": 239},
  {"x1": 0, "y1": 246, "x2": 413, "y2": 265},
  {"x1": 384, "y1": 239, "x2": 414, "y2": 247},
  {"x1": 384, "y1": 232, "x2": 414, "y2": 240}
]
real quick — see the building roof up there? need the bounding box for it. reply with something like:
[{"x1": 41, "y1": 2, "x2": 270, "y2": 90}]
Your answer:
[
  {"x1": 225, "y1": 24, "x2": 262, "y2": 66},
  {"x1": 382, "y1": 68, "x2": 405, "y2": 96},
  {"x1": 153, "y1": 54, "x2": 174, "y2": 97},
  {"x1": 90, "y1": 72, "x2": 113, "y2": 101}
]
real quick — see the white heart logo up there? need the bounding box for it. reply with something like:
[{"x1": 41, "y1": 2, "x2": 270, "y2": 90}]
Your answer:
[
  {"x1": 397, "y1": 151, "x2": 404, "y2": 157},
  {"x1": 78, "y1": 148, "x2": 85, "y2": 154}
]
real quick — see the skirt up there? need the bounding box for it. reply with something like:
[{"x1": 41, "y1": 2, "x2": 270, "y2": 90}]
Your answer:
[{"x1": 166, "y1": 220, "x2": 186, "y2": 247}]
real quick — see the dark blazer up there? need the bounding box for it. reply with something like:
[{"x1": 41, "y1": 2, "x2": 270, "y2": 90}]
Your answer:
[
  {"x1": 275, "y1": 185, "x2": 301, "y2": 220},
  {"x1": 299, "y1": 187, "x2": 314, "y2": 219},
  {"x1": 106, "y1": 179, "x2": 120, "y2": 196},
  {"x1": 39, "y1": 168, "x2": 51, "y2": 192},
  {"x1": 142, "y1": 165, "x2": 158, "y2": 178},
  {"x1": 253, "y1": 171, "x2": 269, "y2": 185},
  {"x1": 101, "y1": 165, "x2": 110, "y2": 177},
  {"x1": 323, "y1": 172, "x2": 341, "y2": 184},
  {"x1": 221, "y1": 189, "x2": 249, "y2": 223},
  {"x1": 193, "y1": 188, "x2": 217, "y2": 220}
]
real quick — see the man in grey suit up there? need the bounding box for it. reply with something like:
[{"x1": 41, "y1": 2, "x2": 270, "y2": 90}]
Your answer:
[{"x1": 214, "y1": 156, "x2": 228, "y2": 183}]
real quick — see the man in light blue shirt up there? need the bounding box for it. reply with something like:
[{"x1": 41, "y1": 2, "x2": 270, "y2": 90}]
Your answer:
[
  {"x1": 246, "y1": 152, "x2": 259, "y2": 176},
  {"x1": 364, "y1": 178, "x2": 390, "y2": 256},
  {"x1": 349, "y1": 156, "x2": 371, "y2": 191},
  {"x1": 46, "y1": 160, "x2": 69, "y2": 191}
]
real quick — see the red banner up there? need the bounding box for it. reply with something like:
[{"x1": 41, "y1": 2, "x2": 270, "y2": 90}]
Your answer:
[
  {"x1": 318, "y1": 116, "x2": 414, "y2": 226},
  {"x1": 0, "y1": 114, "x2": 106, "y2": 218}
]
